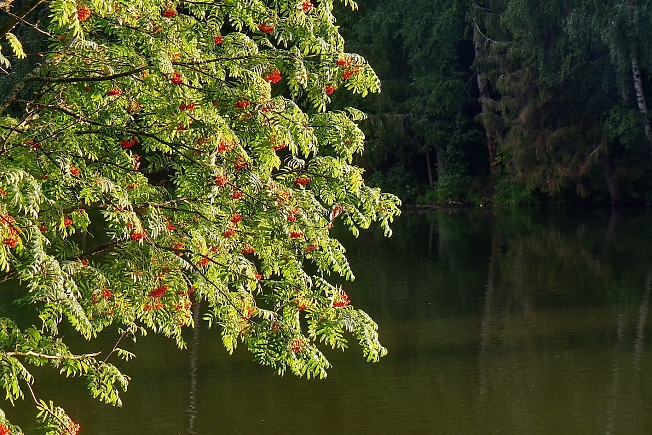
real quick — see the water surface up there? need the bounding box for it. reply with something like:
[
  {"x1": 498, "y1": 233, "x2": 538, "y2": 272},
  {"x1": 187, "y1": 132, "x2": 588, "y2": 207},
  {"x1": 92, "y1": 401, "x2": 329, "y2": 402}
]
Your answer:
[{"x1": 3, "y1": 208, "x2": 652, "y2": 434}]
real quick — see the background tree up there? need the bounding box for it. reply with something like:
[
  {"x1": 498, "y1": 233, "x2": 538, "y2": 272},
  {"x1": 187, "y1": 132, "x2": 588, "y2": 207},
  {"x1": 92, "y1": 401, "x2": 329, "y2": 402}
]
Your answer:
[
  {"x1": 332, "y1": 0, "x2": 652, "y2": 206},
  {"x1": 334, "y1": 0, "x2": 486, "y2": 204},
  {"x1": 0, "y1": 0, "x2": 400, "y2": 433},
  {"x1": 493, "y1": 0, "x2": 652, "y2": 204}
]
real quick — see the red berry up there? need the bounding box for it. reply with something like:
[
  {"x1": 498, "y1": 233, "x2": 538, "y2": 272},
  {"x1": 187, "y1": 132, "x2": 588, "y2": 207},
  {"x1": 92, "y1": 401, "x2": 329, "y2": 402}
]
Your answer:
[
  {"x1": 171, "y1": 71, "x2": 183, "y2": 84},
  {"x1": 149, "y1": 285, "x2": 168, "y2": 299},
  {"x1": 234, "y1": 156, "x2": 247, "y2": 170},
  {"x1": 258, "y1": 23, "x2": 275, "y2": 33},
  {"x1": 290, "y1": 231, "x2": 303, "y2": 239},
  {"x1": 336, "y1": 57, "x2": 353, "y2": 67},
  {"x1": 235, "y1": 100, "x2": 250, "y2": 109},
  {"x1": 290, "y1": 338, "x2": 303, "y2": 353},
  {"x1": 131, "y1": 231, "x2": 147, "y2": 241},
  {"x1": 120, "y1": 137, "x2": 137, "y2": 149},
  {"x1": 77, "y1": 6, "x2": 92, "y2": 21},
  {"x1": 179, "y1": 103, "x2": 197, "y2": 111},
  {"x1": 64, "y1": 217, "x2": 73, "y2": 227},
  {"x1": 342, "y1": 67, "x2": 360, "y2": 80},
  {"x1": 272, "y1": 142, "x2": 287, "y2": 151},
  {"x1": 4, "y1": 237, "x2": 19, "y2": 248},
  {"x1": 214, "y1": 35, "x2": 224, "y2": 44},
  {"x1": 217, "y1": 140, "x2": 233, "y2": 152},
  {"x1": 264, "y1": 70, "x2": 282, "y2": 84},
  {"x1": 107, "y1": 86, "x2": 123, "y2": 96},
  {"x1": 163, "y1": 5, "x2": 177, "y2": 17},
  {"x1": 197, "y1": 257, "x2": 210, "y2": 267},
  {"x1": 325, "y1": 85, "x2": 337, "y2": 95},
  {"x1": 230, "y1": 214, "x2": 242, "y2": 224},
  {"x1": 301, "y1": 0, "x2": 313, "y2": 13},
  {"x1": 215, "y1": 175, "x2": 228, "y2": 186},
  {"x1": 295, "y1": 176, "x2": 310, "y2": 186},
  {"x1": 333, "y1": 291, "x2": 351, "y2": 308}
]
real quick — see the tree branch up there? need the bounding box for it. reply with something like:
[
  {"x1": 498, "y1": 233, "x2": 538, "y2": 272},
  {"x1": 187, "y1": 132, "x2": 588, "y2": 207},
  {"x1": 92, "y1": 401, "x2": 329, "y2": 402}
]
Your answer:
[
  {"x1": 5, "y1": 350, "x2": 101, "y2": 359},
  {"x1": 24, "y1": 67, "x2": 148, "y2": 84},
  {"x1": 0, "y1": 0, "x2": 44, "y2": 40}
]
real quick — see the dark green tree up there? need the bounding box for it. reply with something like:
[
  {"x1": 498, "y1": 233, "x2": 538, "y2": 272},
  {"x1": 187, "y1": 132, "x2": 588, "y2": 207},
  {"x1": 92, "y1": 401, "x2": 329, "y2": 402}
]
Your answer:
[{"x1": 335, "y1": 0, "x2": 485, "y2": 203}]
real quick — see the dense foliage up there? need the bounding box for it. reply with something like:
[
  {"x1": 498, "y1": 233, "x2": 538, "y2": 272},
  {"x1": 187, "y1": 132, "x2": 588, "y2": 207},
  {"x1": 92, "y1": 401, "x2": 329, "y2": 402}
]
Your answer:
[
  {"x1": 0, "y1": 0, "x2": 401, "y2": 433},
  {"x1": 338, "y1": 0, "x2": 652, "y2": 206}
]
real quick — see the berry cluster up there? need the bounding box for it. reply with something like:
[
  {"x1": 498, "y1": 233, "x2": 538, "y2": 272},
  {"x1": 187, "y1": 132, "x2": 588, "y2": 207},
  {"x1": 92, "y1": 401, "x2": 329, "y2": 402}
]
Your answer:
[
  {"x1": 218, "y1": 140, "x2": 234, "y2": 152},
  {"x1": 171, "y1": 71, "x2": 183, "y2": 84},
  {"x1": 149, "y1": 285, "x2": 168, "y2": 299},
  {"x1": 163, "y1": 4, "x2": 177, "y2": 17},
  {"x1": 265, "y1": 70, "x2": 282, "y2": 83},
  {"x1": 333, "y1": 291, "x2": 351, "y2": 308},
  {"x1": 258, "y1": 23, "x2": 275, "y2": 33},
  {"x1": 234, "y1": 155, "x2": 247, "y2": 170},
  {"x1": 290, "y1": 338, "x2": 304, "y2": 353},
  {"x1": 4, "y1": 237, "x2": 19, "y2": 248},
  {"x1": 131, "y1": 231, "x2": 147, "y2": 241},
  {"x1": 215, "y1": 175, "x2": 228, "y2": 186},
  {"x1": 120, "y1": 137, "x2": 138, "y2": 149},
  {"x1": 301, "y1": 0, "x2": 313, "y2": 13},
  {"x1": 107, "y1": 86, "x2": 123, "y2": 96},
  {"x1": 295, "y1": 176, "x2": 310, "y2": 186},
  {"x1": 235, "y1": 100, "x2": 250, "y2": 109},
  {"x1": 77, "y1": 6, "x2": 92, "y2": 21}
]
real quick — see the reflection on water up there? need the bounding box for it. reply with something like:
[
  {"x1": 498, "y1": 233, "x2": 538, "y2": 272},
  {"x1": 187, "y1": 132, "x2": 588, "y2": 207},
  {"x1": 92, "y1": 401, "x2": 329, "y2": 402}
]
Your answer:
[{"x1": 3, "y1": 208, "x2": 652, "y2": 434}]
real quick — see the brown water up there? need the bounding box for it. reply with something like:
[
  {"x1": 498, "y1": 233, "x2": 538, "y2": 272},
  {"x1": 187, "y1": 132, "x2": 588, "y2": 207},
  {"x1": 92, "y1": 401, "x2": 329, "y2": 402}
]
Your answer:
[{"x1": 3, "y1": 208, "x2": 652, "y2": 434}]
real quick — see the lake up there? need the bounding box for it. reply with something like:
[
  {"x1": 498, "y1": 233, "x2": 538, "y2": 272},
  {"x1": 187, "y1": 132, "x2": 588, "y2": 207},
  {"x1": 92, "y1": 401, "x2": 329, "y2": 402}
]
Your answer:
[{"x1": 3, "y1": 207, "x2": 652, "y2": 434}]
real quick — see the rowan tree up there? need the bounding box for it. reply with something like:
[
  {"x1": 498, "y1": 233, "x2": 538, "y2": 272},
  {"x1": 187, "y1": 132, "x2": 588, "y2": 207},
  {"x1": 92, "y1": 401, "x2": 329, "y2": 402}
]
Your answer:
[{"x1": 0, "y1": 0, "x2": 400, "y2": 433}]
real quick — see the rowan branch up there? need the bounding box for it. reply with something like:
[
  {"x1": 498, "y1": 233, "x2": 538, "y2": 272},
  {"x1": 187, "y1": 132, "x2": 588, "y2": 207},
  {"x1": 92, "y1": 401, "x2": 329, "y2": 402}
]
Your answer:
[
  {"x1": 24, "y1": 67, "x2": 148, "y2": 83},
  {"x1": 5, "y1": 350, "x2": 101, "y2": 359}
]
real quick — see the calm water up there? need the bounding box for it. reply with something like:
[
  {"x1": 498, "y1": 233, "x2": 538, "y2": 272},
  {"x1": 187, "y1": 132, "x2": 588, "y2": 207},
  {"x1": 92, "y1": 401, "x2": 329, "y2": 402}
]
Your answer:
[{"x1": 3, "y1": 208, "x2": 652, "y2": 434}]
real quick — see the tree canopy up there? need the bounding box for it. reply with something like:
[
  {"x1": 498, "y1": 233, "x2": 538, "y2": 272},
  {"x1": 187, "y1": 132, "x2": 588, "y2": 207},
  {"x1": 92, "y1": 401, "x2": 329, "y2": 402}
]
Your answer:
[
  {"x1": 334, "y1": 0, "x2": 652, "y2": 206},
  {"x1": 0, "y1": 0, "x2": 400, "y2": 433}
]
